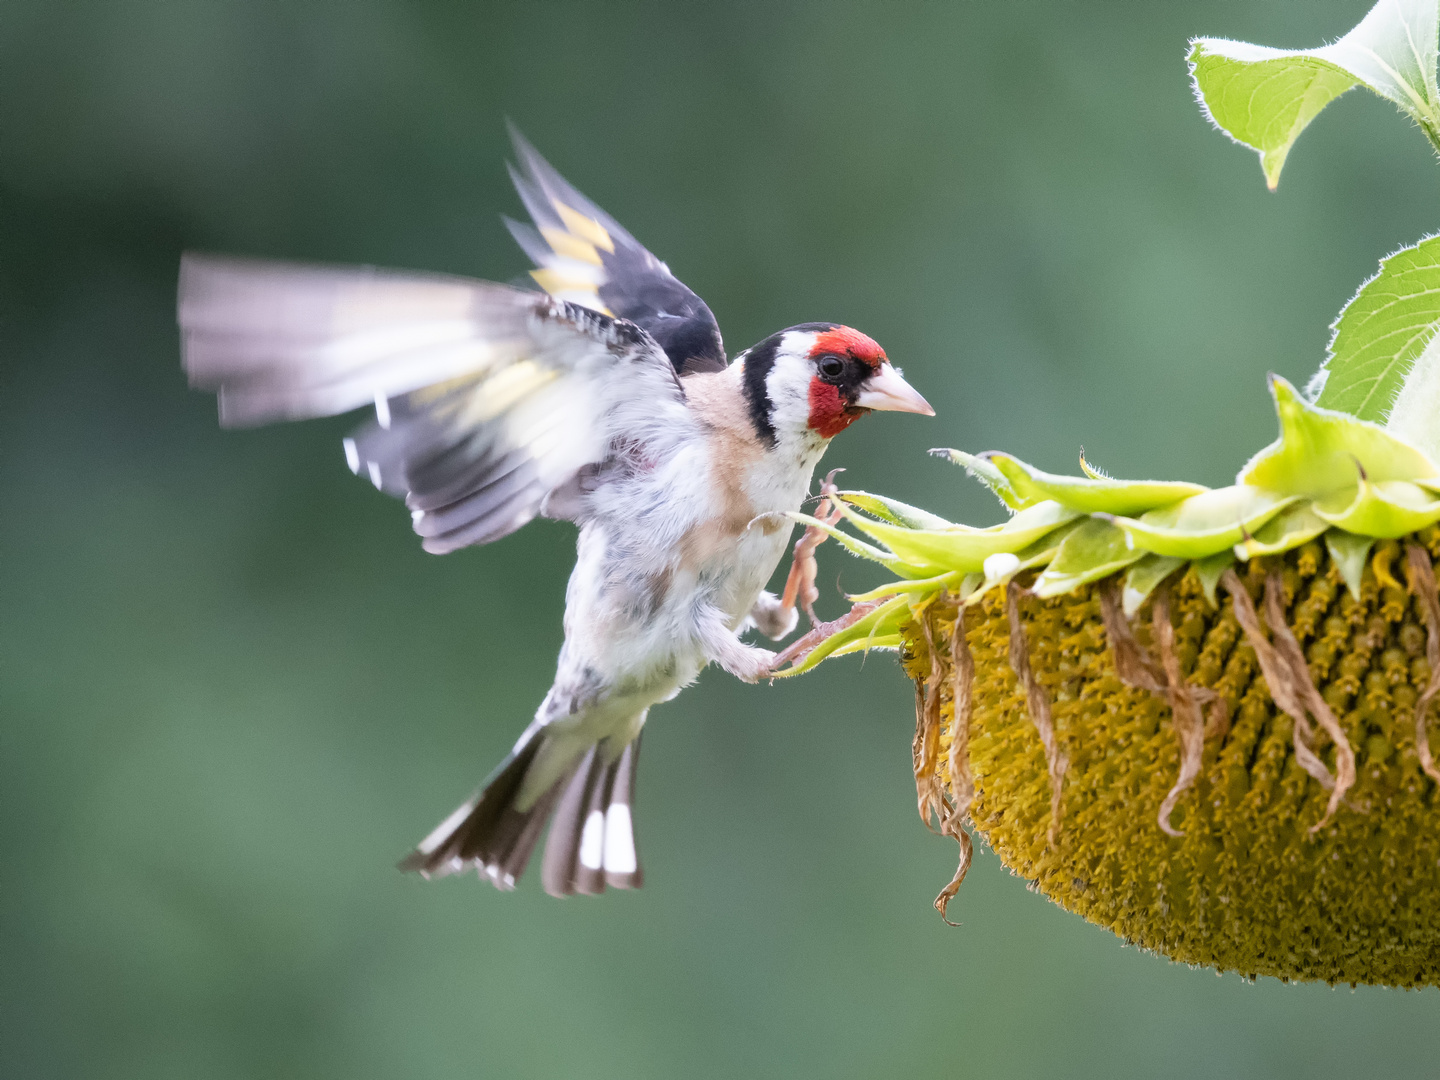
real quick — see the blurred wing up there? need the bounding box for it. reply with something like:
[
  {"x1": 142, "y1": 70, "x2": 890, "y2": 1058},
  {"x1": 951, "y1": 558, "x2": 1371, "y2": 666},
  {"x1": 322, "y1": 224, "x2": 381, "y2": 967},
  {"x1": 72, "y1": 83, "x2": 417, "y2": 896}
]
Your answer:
[
  {"x1": 180, "y1": 253, "x2": 690, "y2": 553},
  {"x1": 504, "y1": 127, "x2": 727, "y2": 377}
]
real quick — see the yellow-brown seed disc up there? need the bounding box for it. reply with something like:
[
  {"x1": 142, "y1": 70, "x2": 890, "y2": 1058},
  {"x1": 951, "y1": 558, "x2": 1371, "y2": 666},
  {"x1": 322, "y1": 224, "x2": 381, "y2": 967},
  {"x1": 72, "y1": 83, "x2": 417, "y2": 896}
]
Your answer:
[{"x1": 903, "y1": 535, "x2": 1440, "y2": 986}]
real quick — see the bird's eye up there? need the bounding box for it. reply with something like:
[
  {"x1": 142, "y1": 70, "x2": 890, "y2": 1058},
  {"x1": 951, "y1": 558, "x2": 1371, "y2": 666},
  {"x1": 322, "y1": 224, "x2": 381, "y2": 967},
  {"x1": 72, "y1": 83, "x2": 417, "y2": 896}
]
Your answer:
[{"x1": 818, "y1": 355, "x2": 846, "y2": 380}]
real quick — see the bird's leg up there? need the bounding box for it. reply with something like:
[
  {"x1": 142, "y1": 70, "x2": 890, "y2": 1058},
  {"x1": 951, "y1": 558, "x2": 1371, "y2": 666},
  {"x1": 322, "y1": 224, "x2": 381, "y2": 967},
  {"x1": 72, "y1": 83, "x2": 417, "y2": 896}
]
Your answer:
[
  {"x1": 698, "y1": 607, "x2": 777, "y2": 684},
  {"x1": 779, "y1": 469, "x2": 844, "y2": 631},
  {"x1": 714, "y1": 466, "x2": 842, "y2": 677}
]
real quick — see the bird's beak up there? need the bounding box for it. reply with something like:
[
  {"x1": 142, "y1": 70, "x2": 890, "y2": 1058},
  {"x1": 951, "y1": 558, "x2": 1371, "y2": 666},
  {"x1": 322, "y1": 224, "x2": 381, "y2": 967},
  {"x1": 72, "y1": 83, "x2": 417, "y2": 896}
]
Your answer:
[{"x1": 853, "y1": 362, "x2": 935, "y2": 416}]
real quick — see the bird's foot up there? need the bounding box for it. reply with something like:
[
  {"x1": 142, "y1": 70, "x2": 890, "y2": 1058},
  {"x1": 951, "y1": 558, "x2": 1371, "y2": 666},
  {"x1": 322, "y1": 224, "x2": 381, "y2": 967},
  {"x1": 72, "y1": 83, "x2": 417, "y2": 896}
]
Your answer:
[
  {"x1": 766, "y1": 600, "x2": 884, "y2": 676},
  {"x1": 779, "y1": 469, "x2": 845, "y2": 630},
  {"x1": 727, "y1": 645, "x2": 778, "y2": 684}
]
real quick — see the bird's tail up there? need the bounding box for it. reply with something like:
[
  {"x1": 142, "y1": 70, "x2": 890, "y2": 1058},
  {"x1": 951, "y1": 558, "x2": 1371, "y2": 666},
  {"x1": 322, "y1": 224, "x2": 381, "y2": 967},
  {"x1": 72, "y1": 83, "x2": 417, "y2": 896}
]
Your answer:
[{"x1": 399, "y1": 729, "x2": 643, "y2": 896}]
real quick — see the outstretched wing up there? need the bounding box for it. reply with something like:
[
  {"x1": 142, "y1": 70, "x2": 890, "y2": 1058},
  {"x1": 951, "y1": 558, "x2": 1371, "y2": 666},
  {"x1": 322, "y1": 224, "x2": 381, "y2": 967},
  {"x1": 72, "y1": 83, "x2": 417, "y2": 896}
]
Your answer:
[
  {"x1": 180, "y1": 253, "x2": 692, "y2": 553},
  {"x1": 504, "y1": 127, "x2": 727, "y2": 377}
]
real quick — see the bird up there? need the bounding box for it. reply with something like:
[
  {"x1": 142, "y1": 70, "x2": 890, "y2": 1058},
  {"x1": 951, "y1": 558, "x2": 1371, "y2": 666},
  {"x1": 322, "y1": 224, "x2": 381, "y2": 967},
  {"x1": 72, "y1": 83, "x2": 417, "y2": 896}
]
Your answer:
[{"x1": 178, "y1": 129, "x2": 933, "y2": 897}]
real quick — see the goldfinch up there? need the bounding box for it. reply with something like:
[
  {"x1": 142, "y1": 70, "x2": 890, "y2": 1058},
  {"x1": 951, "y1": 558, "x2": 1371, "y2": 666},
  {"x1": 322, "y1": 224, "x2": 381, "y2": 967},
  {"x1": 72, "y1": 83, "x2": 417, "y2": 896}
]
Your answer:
[{"x1": 179, "y1": 130, "x2": 932, "y2": 896}]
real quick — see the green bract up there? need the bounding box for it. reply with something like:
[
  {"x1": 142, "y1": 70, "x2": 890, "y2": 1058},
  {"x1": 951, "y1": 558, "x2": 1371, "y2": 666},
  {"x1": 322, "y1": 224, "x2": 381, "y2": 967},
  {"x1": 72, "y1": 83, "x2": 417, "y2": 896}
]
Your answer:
[
  {"x1": 942, "y1": 450, "x2": 1206, "y2": 515},
  {"x1": 774, "y1": 375, "x2": 1440, "y2": 677},
  {"x1": 1188, "y1": 0, "x2": 1440, "y2": 190},
  {"x1": 1242, "y1": 376, "x2": 1438, "y2": 490}
]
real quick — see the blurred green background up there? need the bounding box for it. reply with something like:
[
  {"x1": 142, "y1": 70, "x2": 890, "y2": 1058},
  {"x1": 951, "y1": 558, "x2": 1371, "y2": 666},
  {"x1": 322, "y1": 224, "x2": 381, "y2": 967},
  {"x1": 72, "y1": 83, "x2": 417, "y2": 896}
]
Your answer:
[{"x1": 4, "y1": 1, "x2": 1440, "y2": 1077}]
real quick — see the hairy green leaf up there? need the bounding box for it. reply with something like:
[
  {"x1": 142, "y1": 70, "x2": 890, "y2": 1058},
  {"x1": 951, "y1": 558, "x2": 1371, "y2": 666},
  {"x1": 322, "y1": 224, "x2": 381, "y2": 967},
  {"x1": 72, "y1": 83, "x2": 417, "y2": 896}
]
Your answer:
[
  {"x1": 1315, "y1": 235, "x2": 1440, "y2": 424},
  {"x1": 1386, "y1": 326, "x2": 1440, "y2": 460},
  {"x1": 827, "y1": 633, "x2": 903, "y2": 659},
  {"x1": 848, "y1": 570, "x2": 964, "y2": 603},
  {"x1": 1189, "y1": 0, "x2": 1440, "y2": 189}
]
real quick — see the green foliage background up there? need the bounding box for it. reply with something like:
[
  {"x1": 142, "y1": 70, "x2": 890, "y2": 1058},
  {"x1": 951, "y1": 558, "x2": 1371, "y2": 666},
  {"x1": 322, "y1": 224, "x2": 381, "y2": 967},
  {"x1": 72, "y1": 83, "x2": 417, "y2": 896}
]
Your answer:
[{"x1": 3, "y1": 1, "x2": 1439, "y2": 1076}]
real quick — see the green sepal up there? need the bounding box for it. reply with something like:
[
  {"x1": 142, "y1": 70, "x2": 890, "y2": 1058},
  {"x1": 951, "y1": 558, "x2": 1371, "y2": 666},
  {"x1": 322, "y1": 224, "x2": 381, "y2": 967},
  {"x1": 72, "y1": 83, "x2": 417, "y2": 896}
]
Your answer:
[
  {"x1": 1104, "y1": 486, "x2": 1297, "y2": 559},
  {"x1": 784, "y1": 511, "x2": 920, "y2": 578},
  {"x1": 1233, "y1": 500, "x2": 1330, "y2": 560},
  {"x1": 1032, "y1": 518, "x2": 1145, "y2": 598},
  {"x1": 833, "y1": 498, "x2": 1080, "y2": 576},
  {"x1": 828, "y1": 634, "x2": 902, "y2": 658},
  {"x1": 836, "y1": 491, "x2": 957, "y2": 530},
  {"x1": 979, "y1": 452, "x2": 1208, "y2": 516},
  {"x1": 1122, "y1": 555, "x2": 1187, "y2": 617},
  {"x1": 962, "y1": 521, "x2": 1086, "y2": 606},
  {"x1": 847, "y1": 570, "x2": 964, "y2": 603},
  {"x1": 1313, "y1": 478, "x2": 1440, "y2": 537},
  {"x1": 1240, "y1": 376, "x2": 1438, "y2": 495},
  {"x1": 769, "y1": 594, "x2": 909, "y2": 678},
  {"x1": 937, "y1": 449, "x2": 1032, "y2": 510},
  {"x1": 787, "y1": 359, "x2": 1440, "y2": 680},
  {"x1": 1325, "y1": 530, "x2": 1376, "y2": 598},
  {"x1": 1078, "y1": 450, "x2": 1108, "y2": 480},
  {"x1": 1193, "y1": 550, "x2": 1237, "y2": 609},
  {"x1": 1010, "y1": 516, "x2": 1085, "y2": 566}
]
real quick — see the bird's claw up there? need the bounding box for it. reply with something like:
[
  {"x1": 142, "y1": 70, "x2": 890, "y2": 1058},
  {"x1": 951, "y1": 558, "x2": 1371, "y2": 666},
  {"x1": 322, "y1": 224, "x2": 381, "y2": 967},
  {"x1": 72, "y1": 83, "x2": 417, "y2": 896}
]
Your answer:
[
  {"x1": 735, "y1": 647, "x2": 778, "y2": 684},
  {"x1": 767, "y1": 600, "x2": 885, "y2": 676}
]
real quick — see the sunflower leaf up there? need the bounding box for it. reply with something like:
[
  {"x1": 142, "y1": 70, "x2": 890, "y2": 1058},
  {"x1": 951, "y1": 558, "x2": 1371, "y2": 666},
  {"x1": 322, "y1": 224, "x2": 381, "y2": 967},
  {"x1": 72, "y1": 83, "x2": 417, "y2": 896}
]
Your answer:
[
  {"x1": 1313, "y1": 235, "x2": 1440, "y2": 427},
  {"x1": 1189, "y1": 0, "x2": 1440, "y2": 190}
]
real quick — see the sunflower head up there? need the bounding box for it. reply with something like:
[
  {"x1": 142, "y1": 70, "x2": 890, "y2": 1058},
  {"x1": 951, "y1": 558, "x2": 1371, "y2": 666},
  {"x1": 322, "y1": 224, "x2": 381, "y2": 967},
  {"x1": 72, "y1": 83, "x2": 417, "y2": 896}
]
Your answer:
[{"x1": 779, "y1": 380, "x2": 1440, "y2": 986}]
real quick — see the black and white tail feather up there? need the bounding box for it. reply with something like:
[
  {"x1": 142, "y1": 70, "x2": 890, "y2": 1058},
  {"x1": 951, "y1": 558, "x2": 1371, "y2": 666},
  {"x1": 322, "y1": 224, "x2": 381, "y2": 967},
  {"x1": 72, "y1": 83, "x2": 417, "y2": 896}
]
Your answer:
[{"x1": 400, "y1": 732, "x2": 644, "y2": 895}]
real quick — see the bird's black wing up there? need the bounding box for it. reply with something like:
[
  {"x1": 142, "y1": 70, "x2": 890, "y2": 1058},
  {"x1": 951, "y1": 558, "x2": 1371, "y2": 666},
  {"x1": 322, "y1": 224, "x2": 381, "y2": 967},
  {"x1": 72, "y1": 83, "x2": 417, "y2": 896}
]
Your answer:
[
  {"x1": 503, "y1": 127, "x2": 727, "y2": 377},
  {"x1": 180, "y1": 254, "x2": 692, "y2": 553}
]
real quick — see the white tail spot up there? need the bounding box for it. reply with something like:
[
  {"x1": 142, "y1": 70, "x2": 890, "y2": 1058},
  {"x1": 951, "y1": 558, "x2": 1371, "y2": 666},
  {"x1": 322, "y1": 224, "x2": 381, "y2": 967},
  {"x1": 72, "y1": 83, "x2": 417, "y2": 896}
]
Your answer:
[
  {"x1": 343, "y1": 438, "x2": 360, "y2": 473},
  {"x1": 367, "y1": 461, "x2": 383, "y2": 489},
  {"x1": 579, "y1": 809, "x2": 606, "y2": 870},
  {"x1": 603, "y1": 803, "x2": 636, "y2": 874},
  {"x1": 375, "y1": 394, "x2": 391, "y2": 429},
  {"x1": 417, "y1": 796, "x2": 479, "y2": 855}
]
